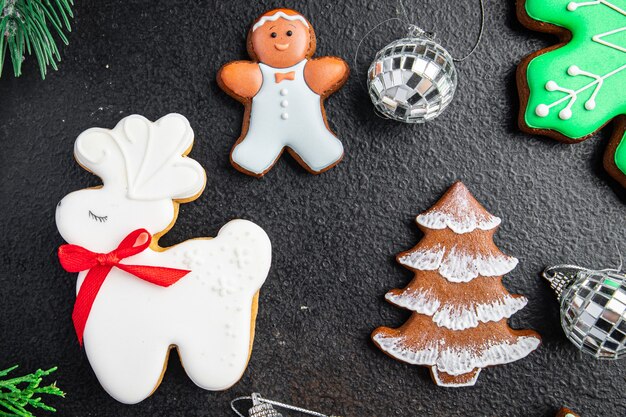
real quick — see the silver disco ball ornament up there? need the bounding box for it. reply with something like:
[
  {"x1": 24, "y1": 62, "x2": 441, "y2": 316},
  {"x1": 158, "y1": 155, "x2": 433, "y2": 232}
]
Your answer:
[
  {"x1": 367, "y1": 31, "x2": 457, "y2": 123},
  {"x1": 544, "y1": 265, "x2": 626, "y2": 359}
]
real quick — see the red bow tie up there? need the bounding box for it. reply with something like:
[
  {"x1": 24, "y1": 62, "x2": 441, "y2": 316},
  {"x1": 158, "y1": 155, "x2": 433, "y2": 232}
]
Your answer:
[
  {"x1": 275, "y1": 71, "x2": 296, "y2": 83},
  {"x1": 58, "y1": 229, "x2": 190, "y2": 345}
]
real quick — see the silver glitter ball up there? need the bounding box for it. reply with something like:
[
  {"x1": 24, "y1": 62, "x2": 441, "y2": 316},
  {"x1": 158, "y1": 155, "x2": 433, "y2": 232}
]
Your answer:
[
  {"x1": 367, "y1": 35, "x2": 457, "y2": 123},
  {"x1": 544, "y1": 266, "x2": 626, "y2": 359}
]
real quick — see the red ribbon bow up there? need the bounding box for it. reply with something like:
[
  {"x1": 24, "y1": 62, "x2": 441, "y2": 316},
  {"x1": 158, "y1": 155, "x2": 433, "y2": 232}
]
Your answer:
[
  {"x1": 58, "y1": 229, "x2": 190, "y2": 345},
  {"x1": 275, "y1": 71, "x2": 296, "y2": 83}
]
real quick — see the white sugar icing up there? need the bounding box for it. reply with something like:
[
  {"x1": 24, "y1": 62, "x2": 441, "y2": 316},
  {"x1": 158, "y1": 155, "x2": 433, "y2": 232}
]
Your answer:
[
  {"x1": 252, "y1": 11, "x2": 309, "y2": 31},
  {"x1": 386, "y1": 289, "x2": 440, "y2": 316},
  {"x1": 55, "y1": 114, "x2": 272, "y2": 404},
  {"x1": 417, "y1": 207, "x2": 501, "y2": 234},
  {"x1": 398, "y1": 245, "x2": 518, "y2": 282},
  {"x1": 231, "y1": 60, "x2": 343, "y2": 175},
  {"x1": 386, "y1": 291, "x2": 528, "y2": 330},
  {"x1": 78, "y1": 220, "x2": 271, "y2": 404},
  {"x1": 373, "y1": 333, "x2": 540, "y2": 378}
]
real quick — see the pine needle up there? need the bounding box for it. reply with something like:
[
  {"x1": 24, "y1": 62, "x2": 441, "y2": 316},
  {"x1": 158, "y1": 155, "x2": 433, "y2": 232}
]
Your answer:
[
  {"x1": 0, "y1": 366, "x2": 64, "y2": 417},
  {"x1": 0, "y1": 0, "x2": 74, "y2": 79}
]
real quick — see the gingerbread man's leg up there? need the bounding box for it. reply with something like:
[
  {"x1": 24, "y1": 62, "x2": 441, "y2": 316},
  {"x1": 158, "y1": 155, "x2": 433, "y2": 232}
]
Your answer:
[
  {"x1": 288, "y1": 129, "x2": 344, "y2": 173},
  {"x1": 231, "y1": 131, "x2": 284, "y2": 175}
]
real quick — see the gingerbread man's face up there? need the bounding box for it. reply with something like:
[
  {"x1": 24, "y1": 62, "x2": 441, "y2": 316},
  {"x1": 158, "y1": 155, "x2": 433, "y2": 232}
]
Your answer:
[{"x1": 249, "y1": 12, "x2": 314, "y2": 68}]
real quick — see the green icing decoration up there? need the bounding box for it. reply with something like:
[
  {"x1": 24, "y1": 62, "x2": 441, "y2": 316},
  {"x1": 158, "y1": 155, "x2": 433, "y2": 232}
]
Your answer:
[
  {"x1": 524, "y1": 0, "x2": 626, "y2": 139},
  {"x1": 614, "y1": 129, "x2": 626, "y2": 175}
]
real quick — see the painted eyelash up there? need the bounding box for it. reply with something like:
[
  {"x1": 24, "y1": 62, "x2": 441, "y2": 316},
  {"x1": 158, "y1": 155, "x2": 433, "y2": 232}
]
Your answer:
[{"x1": 88, "y1": 210, "x2": 108, "y2": 223}]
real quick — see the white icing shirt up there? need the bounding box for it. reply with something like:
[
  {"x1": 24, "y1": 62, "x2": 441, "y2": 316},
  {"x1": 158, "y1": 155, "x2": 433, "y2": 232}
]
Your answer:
[{"x1": 231, "y1": 59, "x2": 344, "y2": 174}]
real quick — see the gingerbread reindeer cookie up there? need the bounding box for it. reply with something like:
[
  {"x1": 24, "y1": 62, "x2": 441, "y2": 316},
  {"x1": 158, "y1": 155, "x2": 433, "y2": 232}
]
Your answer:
[
  {"x1": 218, "y1": 8, "x2": 349, "y2": 177},
  {"x1": 55, "y1": 114, "x2": 272, "y2": 404}
]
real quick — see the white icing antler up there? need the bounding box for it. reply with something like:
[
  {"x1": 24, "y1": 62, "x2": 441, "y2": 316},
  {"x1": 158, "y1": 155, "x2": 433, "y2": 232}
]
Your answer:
[{"x1": 74, "y1": 114, "x2": 206, "y2": 201}]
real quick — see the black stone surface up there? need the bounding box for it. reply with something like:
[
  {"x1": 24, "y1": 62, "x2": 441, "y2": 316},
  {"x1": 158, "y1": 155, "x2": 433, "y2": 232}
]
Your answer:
[{"x1": 1, "y1": 1, "x2": 625, "y2": 416}]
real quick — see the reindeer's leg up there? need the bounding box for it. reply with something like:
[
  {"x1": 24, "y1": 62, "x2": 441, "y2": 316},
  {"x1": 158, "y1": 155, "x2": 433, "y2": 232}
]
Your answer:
[
  {"x1": 84, "y1": 332, "x2": 169, "y2": 404},
  {"x1": 176, "y1": 307, "x2": 255, "y2": 391}
]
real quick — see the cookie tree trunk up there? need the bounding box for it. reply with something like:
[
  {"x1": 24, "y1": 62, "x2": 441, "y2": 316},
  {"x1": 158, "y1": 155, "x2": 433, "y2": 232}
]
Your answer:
[{"x1": 372, "y1": 182, "x2": 541, "y2": 387}]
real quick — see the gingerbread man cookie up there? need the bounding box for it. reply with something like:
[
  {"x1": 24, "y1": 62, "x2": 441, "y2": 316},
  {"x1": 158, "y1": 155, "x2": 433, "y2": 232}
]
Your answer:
[
  {"x1": 218, "y1": 8, "x2": 349, "y2": 177},
  {"x1": 557, "y1": 408, "x2": 581, "y2": 417},
  {"x1": 55, "y1": 114, "x2": 272, "y2": 404}
]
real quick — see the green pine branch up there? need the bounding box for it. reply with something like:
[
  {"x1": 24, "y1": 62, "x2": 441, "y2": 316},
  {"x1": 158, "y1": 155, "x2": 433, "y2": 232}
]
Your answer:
[
  {"x1": 0, "y1": 366, "x2": 64, "y2": 417},
  {"x1": 0, "y1": 0, "x2": 74, "y2": 79}
]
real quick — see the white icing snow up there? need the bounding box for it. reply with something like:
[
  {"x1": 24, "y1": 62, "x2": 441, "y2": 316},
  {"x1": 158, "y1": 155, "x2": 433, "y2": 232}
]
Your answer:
[
  {"x1": 417, "y1": 205, "x2": 501, "y2": 234},
  {"x1": 373, "y1": 333, "x2": 540, "y2": 376},
  {"x1": 386, "y1": 290, "x2": 440, "y2": 315},
  {"x1": 386, "y1": 291, "x2": 528, "y2": 330},
  {"x1": 431, "y1": 366, "x2": 481, "y2": 387},
  {"x1": 398, "y1": 245, "x2": 518, "y2": 282},
  {"x1": 433, "y1": 296, "x2": 528, "y2": 330},
  {"x1": 398, "y1": 245, "x2": 445, "y2": 271}
]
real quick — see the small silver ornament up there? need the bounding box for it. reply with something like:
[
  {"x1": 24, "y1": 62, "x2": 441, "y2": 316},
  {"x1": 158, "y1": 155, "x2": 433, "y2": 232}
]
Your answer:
[
  {"x1": 231, "y1": 393, "x2": 342, "y2": 417},
  {"x1": 544, "y1": 265, "x2": 626, "y2": 359},
  {"x1": 367, "y1": 27, "x2": 457, "y2": 123},
  {"x1": 247, "y1": 394, "x2": 283, "y2": 417}
]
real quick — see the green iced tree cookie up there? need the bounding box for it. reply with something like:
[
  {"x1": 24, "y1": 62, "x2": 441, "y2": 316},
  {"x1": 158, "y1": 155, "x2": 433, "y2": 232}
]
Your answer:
[{"x1": 518, "y1": 0, "x2": 626, "y2": 186}]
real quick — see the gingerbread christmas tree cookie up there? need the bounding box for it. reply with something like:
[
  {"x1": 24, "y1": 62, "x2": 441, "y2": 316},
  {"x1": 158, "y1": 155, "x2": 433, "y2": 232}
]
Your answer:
[
  {"x1": 372, "y1": 182, "x2": 541, "y2": 387},
  {"x1": 517, "y1": 0, "x2": 626, "y2": 187},
  {"x1": 217, "y1": 8, "x2": 349, "y2": 177}
]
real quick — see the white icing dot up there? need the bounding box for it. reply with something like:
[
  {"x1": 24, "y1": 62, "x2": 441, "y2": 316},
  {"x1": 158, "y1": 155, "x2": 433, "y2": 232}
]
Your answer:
[
  {"x1": 281, "y1": 100, "x2": 289, "y2": 108},
  {"x1": 568, "y1": 65, "x2": 580, "y2": 76},
  {"x1": 567, "y1": 2, "x2": 578, "y2": 11},
  {"x1": 559, "y1": 108, "x2": 573, "y2": 120},
  {"x1": 280, "y1": 88, "x2": 288, "y2": 96},
  {"x1": 585, "y1": 99, "x2": 596, "y2": 110},
  {"x1": 535, "y1": 104, "x2": 550, "y2": 117},
  {"x1": 281, "y1": 113, "x2": 289, "y2": 120},
  {"x1": 545, "y1": 81, "x2": 558, "y2": 91}
]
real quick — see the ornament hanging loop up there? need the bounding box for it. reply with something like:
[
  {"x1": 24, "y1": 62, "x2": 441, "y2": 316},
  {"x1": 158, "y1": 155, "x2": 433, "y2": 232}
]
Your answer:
[
  {"x1": 542, "y1": 264, "x2": 592, "y2": 300},
  {"x1": 406, "y1": 24, "x2": 436, "y2": 41}
]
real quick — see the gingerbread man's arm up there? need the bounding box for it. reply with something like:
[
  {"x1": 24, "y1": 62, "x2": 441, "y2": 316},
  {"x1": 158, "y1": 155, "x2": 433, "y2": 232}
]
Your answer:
[
  {"x1": 217, "y1": 61, "x2": 263, "y2": 102},
  {"x1": 304, "y1": 57, "x2": 349, "y2": 97}
]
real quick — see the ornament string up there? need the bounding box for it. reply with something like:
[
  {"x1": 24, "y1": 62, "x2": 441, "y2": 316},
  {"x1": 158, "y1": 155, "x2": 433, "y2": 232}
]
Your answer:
[
  {"x1": 544, "y1": 246, "x2": 625, "y2": 282},
  {"x1": 231, "y1": 393, "x2": 341, "y2": 417},
  {"x1": 398, "y1": 0, "x2": 486, "y2": 62},
  {"x1": 353, "y1": 0, "x2": 485, "y2": 93}
]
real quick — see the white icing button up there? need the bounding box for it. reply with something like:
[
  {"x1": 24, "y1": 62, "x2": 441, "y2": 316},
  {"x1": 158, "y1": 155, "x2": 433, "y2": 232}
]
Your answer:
[
  {"x1": 280, "y1": 88, "x2": 288, "y2": 96},
  {"x1": 281, "y1": 113, "x2": 289, "y2": 120},
  {"x1": 281, "y1": 100, "x2": 289, "y2": 108}
]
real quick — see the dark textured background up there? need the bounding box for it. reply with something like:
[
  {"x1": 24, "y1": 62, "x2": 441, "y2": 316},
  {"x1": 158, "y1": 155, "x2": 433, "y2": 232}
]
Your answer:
[{"x1": 1, "y1": 1, "x2": 625, "y2": 416}]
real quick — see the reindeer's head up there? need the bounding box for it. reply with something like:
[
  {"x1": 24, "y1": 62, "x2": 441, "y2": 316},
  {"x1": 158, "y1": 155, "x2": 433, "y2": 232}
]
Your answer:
[{"x1": 56, "y1": 114, "x2": 206, "y2": 253}]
